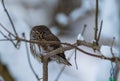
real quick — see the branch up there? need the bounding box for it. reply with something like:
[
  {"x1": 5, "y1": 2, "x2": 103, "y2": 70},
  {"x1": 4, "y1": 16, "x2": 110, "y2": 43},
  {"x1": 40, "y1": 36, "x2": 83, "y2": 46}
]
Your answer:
[
  {"x1": 1, "y1": 0, "x2": 18, "y2": 36},
  {"x1": 97, "y1": 20, "x2": 103, "y2": 42},
  {"x1": 0, "y1": 30, "x2": 19, "y2": 48},
  {"x1": 110, "y1": 37, "x2": 115, "y2": 57},
  {"x1": 0, "y1": 23, "x2": 120, "y2": 81},
  {"x1": 94, "y1": 0, "x2": 99, "y2": 44},
  {"x1": 74, "y1": 48, "x2": 78, "y2": 70},
  {"x1": 23, "y1": 33, "x2": 42, "y2": 81},
  {"x1": 81, "y1": 24, "x2": 87, "y2": 36},
  {"x1": 45, "y1": 42, "x2": 120, "y2": 63},
  {"x1": 0, "y1": 32, "x2": 119, "y2": 64},
  {"x1": 0, "y1": 33, "x2": 119, "y2": 63},
  {"x1": 0, "y1": 22, "x2": 15, "y2": 37}
]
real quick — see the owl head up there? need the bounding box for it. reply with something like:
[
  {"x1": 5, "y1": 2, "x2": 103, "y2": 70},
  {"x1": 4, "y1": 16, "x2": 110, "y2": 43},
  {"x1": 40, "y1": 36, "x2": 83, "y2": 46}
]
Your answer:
[{"x1": 30, "y1": 25, "x2": 52, "y2": 40}]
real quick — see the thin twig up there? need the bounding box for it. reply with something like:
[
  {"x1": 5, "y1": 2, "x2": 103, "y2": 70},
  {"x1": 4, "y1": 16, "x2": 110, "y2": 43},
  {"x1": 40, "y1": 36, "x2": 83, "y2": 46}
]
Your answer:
[
  {"x1": 97, "y1": 20, "x2": 103, "y2": 42},
  {"x1": 110, "y1": 37, "x2": 115, "y2": 57},
  {"x1": 1, "y1": 0, "x2": 18, "y2": 36},
  {"x1": 23, "y1": 33, "x2": 42, "y2": 81},
  {"x1": 114, "y1": 65, "x2": 119, "y2": 81},
  {"x1": 8, "y1": 33, "x2": 20, "y2": 49},
  {"x1": 55, "y1": 65, "x2": 66, "y2": 81},
  {"x1": 0, "y1": 31, "x2": 118, "y2": 63},
  {"x1": 0, "y1": 30, "x2": 9, "y2": 39},
  {"x1": 81, "y1": 24, "x2": 87, "y2": 36},
  {"x1": 74, "y1": 24, "x2": 87, "y2": 69},
  {"x1": 0, "y1": 23, "x2": 19, "y2": 48},
  {"x1": 55, "y1": 50, "x2": 74, "y2": 81},
  {"x1": 109, "y1": 62, "x2": 114, "y2": 79},
  {"x1": 94, "y1": 0, "x2": 99, "y2": 44},
  {"x1": 0, "y1": 30, "x2": 17, "y2": 47},
  {"x1": 110, "y1": 37, "x2": 118, "y2": 81},
  {"x1": 0, "y1": 22, "x2": 15, "y2": 37},
  {"x1": 0, "y1": 39, "x2": 15, "y2": 41},
  {"x1": 74, "y1": 49, "x2": 78, "y2": 70}
]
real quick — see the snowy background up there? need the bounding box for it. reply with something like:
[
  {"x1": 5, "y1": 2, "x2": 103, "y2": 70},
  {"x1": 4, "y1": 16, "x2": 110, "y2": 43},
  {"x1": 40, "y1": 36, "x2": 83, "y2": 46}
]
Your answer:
[{"x1": 0, "y1": 0, "x2": 120, "y2": 81}]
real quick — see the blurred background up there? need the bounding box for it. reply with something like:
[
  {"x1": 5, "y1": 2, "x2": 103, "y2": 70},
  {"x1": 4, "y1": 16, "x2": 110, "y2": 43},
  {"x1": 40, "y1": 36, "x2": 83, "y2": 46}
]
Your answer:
[{"x1": 0, "y1": 0, "x2": 120, "y2": 81}]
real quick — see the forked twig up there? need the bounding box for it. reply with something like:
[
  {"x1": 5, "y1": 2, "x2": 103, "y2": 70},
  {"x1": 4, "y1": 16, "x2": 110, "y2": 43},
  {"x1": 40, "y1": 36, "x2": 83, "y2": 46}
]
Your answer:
[
  {"x1": 1, "y1": 0, "x2": 18, "y2": 36},
  {"x1": 94, "y1": 0, "x2": 99, "y2": 44},
  {"x1": 8, "y1": 33, "x2": 20, "y2": 49},
  {"x1": 0, "y1": 30, "x2": 18, "y2": 47},
  {"x1": 23, "y1": 33, "x2": 42, "y2": 81},
  {"x1": 0, "y1": 22, "x2": 15, "y2": 37},
  {"x1": 0, "y1": 30, "x2": 9, "y2": 39}
]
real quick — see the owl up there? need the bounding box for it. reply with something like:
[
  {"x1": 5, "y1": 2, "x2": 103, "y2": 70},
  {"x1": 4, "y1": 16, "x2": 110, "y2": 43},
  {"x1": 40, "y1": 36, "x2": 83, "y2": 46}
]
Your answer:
[{"x1": 30, "y1": 25, "x2": 71, "y2": 66}]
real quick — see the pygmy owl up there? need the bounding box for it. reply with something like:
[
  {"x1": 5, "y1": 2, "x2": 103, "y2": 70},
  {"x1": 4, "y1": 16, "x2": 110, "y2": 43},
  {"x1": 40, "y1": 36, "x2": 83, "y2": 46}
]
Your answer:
[{"x1": 30, "y1": 25, "x2": 71, "y2": 66}]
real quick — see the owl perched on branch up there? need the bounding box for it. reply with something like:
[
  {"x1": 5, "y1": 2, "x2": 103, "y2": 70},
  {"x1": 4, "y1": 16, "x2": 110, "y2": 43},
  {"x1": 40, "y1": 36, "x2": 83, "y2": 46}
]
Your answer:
[{"x1": 30, "y1": 25, "x2": 71, "y2": 66}]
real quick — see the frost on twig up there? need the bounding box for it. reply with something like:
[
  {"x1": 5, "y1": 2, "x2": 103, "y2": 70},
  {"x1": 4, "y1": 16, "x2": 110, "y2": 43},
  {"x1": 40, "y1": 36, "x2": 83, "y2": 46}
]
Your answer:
[{"x1": 77, "y1": 33, "x2": 84, "y2": 41}]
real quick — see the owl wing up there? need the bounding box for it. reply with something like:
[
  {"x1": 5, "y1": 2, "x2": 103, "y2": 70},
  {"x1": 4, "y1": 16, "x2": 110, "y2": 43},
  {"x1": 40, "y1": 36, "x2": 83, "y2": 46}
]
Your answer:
[
  {"x1": 44, "y1": 34, "x2": 67, "y2": 58},
  {"x1": 44, "y1": 34, "x2": 61, "y2": 48}
]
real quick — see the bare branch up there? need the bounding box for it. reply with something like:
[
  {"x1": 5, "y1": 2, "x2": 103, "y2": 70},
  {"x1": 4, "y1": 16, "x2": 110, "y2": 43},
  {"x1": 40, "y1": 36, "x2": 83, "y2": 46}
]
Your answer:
[
  {"x1": 81, "y1": 24, "x2": 87, "y2": 36},
  {"x1": 0, "y1": 30, "x2": 9, "y2": 39},
  {"x1": 23, "y1": 33, "x2": 42, "y2": 81},
  {"x1": 97, "y1": 20, "x2": 103, "y2": 42},
  {"x1": 94, "y1": 0, "x2": 99, "y2": 45},
  {"x1": 0, "y1": 38, "x2": 16, "y2": 42},
  {"x1": 8, "y1": 33, "x2": 20, "y2": 49},
  {"x1": 0, "y1": 31, "x2": 119, "y2": 64},
  {"x1": 45, "y1": 42, "x2": 120, "y2": 63},
  {"x1": 0, "y1": 30, "x2": 18, "y2": 47},
  {"x1": 55, "y1": 65, "x2": 66, "y2": 81},
  {"x1": 1, "y1": 0, "x2": 18, "y2": 36},
  {"x1": 0, "y1": 22, "x2": 15, "y2": 37},
  {"x1": 110, "y1": 37, "x2": 115, "y2": 57},
  {"x1": 74, "y1": 47, "x2": 78, "y2": 70}
]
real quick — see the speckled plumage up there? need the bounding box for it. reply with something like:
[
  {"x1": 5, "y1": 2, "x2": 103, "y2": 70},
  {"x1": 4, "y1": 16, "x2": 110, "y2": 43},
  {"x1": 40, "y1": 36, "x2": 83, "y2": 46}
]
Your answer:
[{"x1": 30, "y1": 25, "x2": 71, "y2": 66}]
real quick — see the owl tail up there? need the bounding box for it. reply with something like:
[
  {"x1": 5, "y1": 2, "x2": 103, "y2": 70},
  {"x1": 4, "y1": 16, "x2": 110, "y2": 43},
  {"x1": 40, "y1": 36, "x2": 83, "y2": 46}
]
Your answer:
[{"x1": 58, "y1": 57, "x2": 72, "y2": 66}]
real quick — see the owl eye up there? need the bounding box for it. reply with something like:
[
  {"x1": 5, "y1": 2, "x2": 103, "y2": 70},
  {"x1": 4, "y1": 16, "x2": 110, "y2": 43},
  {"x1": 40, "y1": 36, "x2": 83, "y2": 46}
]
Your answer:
[{"x1": 42, "y1": 31, "x2": 46, "y2": 34}]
